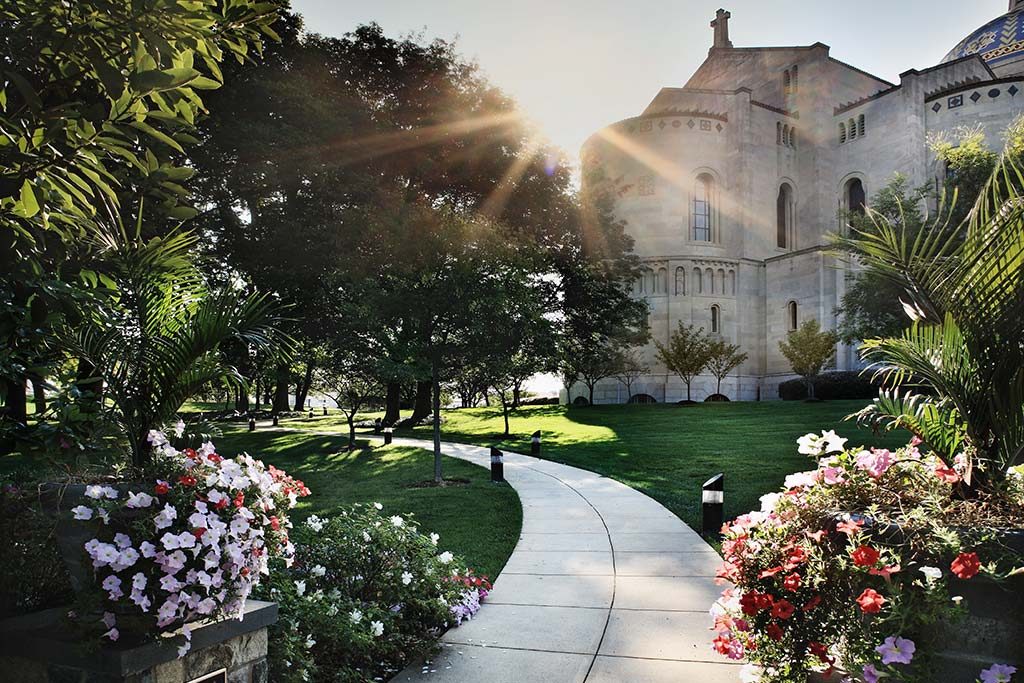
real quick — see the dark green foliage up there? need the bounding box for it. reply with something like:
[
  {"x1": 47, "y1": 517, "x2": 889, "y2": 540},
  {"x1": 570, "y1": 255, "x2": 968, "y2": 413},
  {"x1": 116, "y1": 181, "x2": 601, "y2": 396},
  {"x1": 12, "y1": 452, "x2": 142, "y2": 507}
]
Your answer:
[{"x1": 778, "y1": 371, "x2": 880, "y2": 401}]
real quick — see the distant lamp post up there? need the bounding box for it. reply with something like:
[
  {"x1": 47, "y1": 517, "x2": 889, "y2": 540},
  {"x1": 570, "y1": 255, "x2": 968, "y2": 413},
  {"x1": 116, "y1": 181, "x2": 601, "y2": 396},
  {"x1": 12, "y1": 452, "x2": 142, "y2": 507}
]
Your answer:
[
  {"x1": 248, "y1": 416, "x2": 256, "y2": 432},
  {"x1": 702, "y1": 473, "x2": 725, "y2": 537},
  {"x1": 307, "y1": 409, "x2": 313, "y2": 420},
  {"x1": 531, "y1": 430, "x2": 541, "y2": 456},
  {"x1": 383, "y1": 427, "x2": 393, "y2": 445},
  {"x1": 272, "y1": 414, "x2": 279, "y2": 427},
  {"x1": 322, "y1": 405, "x2": 327, "y2": 416},
  {"x1": 490, "y1": 447, "x2": 505, "y2": 483},
  {"x1": 374, "y1": 418, "x2": 382, "y2": 435}
]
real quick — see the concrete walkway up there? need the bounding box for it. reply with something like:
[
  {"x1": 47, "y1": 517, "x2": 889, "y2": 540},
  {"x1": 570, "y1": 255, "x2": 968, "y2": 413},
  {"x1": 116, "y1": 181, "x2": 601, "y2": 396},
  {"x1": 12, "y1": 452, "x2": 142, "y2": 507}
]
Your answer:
[{"x1": 387, "y1": 438, "x2": 742, "y2": 683}]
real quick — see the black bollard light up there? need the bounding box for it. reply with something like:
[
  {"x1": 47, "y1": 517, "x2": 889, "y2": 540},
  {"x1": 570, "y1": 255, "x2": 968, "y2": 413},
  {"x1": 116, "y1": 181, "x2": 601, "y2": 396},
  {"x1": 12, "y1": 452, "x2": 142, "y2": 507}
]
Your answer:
[
  {"x1": 248, "y1": 416, "x2": 256, "y2": 432},
  {"x1": 490, "y1": 447, "x2": 505, "y2": 483},
  {"x1": 701, "y1": 473, "x2": 725, "y2": 538},
  {"x1": 323, "y1": 405, "x2": 328, "y2": 416},
  {"x1": 530, "y1": 430, "x2": 541, "y2": 456},
  {"x1": 272, "y1": 414, "x2": 279, "y2": 427},
  {"x1": 374, "y1": 418, "x2": 382, "y2": 435},
  {"x1": 383, "y1": 427, "x2": 393, "y2": 445},
  {"x1": 307, "y1": 409, "x2": 313, "y2": 420}
]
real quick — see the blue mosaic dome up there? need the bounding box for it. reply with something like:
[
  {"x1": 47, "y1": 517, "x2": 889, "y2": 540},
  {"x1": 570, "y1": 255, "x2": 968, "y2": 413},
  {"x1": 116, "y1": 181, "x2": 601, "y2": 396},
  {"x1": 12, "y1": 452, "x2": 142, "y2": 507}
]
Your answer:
[{"x1": 942, "y1": 7, "x2": 1024, "y2": 67}]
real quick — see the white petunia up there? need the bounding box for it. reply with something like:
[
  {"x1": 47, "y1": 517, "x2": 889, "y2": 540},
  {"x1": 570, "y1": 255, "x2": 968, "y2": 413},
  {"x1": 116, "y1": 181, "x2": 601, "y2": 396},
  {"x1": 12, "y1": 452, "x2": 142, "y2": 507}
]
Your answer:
[
  {"x1": 370, "y1": 620, "x2": 384, "y2": 637},
  {"x1": 401, "y1": 571, "x2": 413, "y2": 585},
  {"x1": 311, "y1": 565, "x2": 326, "y2": 578},
  {"x1": 71, "y1": 505, "x2": 93, "y2": 520},
  {"x1": 305, "y1": 515, "x2": 325, "y2": 532},
  {"x1": 919, "y1": 566, "x2": 942, "y2": 581},
  {"x1": 796, "y1": 433, "x2": 821, "y2": 456},
  {"x1": 390, "y1": 515, "x2": 404, "y2": 528},
  {"x1": 174, "y1": 419, "x2": 185, "y2": 439},
  {"x1": 349, "y1": 609, "x2": 363, "y2": 624},
  {"x1": 820, "y1": 430, "x2": 848, "y2": 454},
  {"x1": 429, "y1": 533, "x2": 439, "y2": 545},
  {"x1": 294, "y1": 580, "x2": 306, "y2": 596},
  {"x1": 85, "y1": 485, "x2": 105, "y2": 500},
  {"x1": 373, "y1": 502, "x2": 383, "y2": 510},
  {"x1": 438, "y1": 551, "x2": 453, "y2": 565},
  {"x1": 304, "y1": 635, "x2": 315, "y2": 649}
]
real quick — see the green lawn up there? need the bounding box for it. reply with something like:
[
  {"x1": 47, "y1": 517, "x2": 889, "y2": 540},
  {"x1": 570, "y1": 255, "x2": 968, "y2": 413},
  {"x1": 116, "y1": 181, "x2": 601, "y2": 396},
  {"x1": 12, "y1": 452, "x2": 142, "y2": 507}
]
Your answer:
[
  {"x1": 274, "y1": 400, "x2": 907, "y2": 532},
  {"x1": 212, "y1": 430, "x2": 521, "y2": 578}
]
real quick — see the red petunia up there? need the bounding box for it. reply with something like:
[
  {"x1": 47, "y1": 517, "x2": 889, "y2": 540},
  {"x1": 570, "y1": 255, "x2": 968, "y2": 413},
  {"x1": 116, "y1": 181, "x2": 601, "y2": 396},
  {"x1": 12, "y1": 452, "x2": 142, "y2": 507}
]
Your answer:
[
  {"x1": 869, "y1": 564, "x2": 901, "y2": 580},
  {"x1": 934, "y1": 464, "x2": 960, "y2": 483},
  {"x1": 233, "y1": 491, "x2": 245, "y2": 508},
  {"x1": 850, "y1": 545, "x2": 880, "y2": 567},
  {"x1": 785, "y1": 546, "x2": 808, "y2": 569},
  {"x1": 154, "y1": 481, "x2": 170, "y2": 495},
  {"x1": 951, "y1": 552, "x2": 981, "y2": 580},
  {"x1": 269, "y1": 516, "x2": 281, "y2": 531},
  {"x1": 759, "y1": 566, "x2": 785, "y2": 579},
  {"x1": 183, "y1": 448, "x2": 198, "y2": 460},
  {"x1": 192, "y1": 527, "x2": 206, "y2": 539},
  {"x1": 782, "y1": 573, "x2": 802, "y2": 592},
  {"x1": 855, "y1": 588, "x2": 886, "y2": 613},
  {"x1": 766, "y1": 623, "x2": 784, "y2": 641},
  {"x1": 178, "y1": 474, "x2": 197, "y2": 487},
  {"x1": 208, "y1": 454, "x2": 223, "y2": 464},
  {"x1": 808, "y1": 641, "x2": 829, "y2": 662},
  {"x1": 806, "y1": 529, "x2": 826, "y2": 543},
  {"x1": 771, "y1": 599, "x2": 796, "y2": 620},
  {"x1": 803, "y1": 594, "x2": 822, "y2": 611}
]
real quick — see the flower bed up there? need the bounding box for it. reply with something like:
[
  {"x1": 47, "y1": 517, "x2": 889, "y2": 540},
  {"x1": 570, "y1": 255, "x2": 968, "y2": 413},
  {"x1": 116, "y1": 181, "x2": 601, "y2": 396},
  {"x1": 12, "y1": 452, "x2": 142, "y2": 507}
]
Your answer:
[
  {"x1": 256, "y1": 503, "x2": 491, "y2": 683},
  {"x1": 69, "y1": 429, "x2": 309, "y2": 654},
  {"x1": 711, "y1": 431, "x2": 1023, "y2": 683}
]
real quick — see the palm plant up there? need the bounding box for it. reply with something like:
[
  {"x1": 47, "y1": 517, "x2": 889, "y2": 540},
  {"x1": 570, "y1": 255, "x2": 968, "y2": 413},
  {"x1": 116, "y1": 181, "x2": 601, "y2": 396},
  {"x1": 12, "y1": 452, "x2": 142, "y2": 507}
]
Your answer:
[
  {"x1": 71, "y1": 225, "x2": 289, "y2": 466},
  {"x1": 835, "y1": 142, "x2": 1024, "y2": 495}
]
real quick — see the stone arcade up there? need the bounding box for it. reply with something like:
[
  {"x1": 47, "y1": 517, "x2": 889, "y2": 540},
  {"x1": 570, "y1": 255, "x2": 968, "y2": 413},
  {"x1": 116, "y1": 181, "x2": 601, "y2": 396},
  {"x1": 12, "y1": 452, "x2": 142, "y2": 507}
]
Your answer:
[{"x1": 571, "y1": 3, "x2": 1024, "y2": 403}]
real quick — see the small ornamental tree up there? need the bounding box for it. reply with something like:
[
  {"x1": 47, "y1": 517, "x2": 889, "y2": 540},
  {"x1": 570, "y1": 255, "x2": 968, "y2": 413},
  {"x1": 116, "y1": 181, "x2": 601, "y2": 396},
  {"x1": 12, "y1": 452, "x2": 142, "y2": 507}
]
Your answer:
[
  {"x1": 613, "y1": 348, "x2": 649, "y2": 401},
  {"x1": 706, "y1": 339, "x2": 748, "y2": 397},
  {"x1": 314, "y1": 359, "x2": 383, "y2": 451},
  {"x1": 778, "y1": 320, "x2": 839, "y2": 400},
  {"x1": 656, "y1": 323, "x2": 713, "y2": 402}
]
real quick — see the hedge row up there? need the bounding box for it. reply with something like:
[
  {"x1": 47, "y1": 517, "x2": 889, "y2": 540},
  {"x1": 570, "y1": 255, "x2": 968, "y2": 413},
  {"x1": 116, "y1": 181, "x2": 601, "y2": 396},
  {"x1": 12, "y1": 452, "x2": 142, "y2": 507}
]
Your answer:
[{"x1": 778, "y1": 371, "x2": 880, "y2": 401}]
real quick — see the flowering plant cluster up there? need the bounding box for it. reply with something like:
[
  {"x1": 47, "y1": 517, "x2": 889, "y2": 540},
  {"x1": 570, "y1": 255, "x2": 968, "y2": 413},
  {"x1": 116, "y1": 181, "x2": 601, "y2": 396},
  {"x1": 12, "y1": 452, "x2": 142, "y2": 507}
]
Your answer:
[
  {"x1": 711, "y1": 431, "x2": 1022, "y2": 683},
  {"x1": 255, "y1": 503, "x2": 489, "y2": 683},
  {"x1": 71, "y1": 428, "x2": 309, "y2": 654}
]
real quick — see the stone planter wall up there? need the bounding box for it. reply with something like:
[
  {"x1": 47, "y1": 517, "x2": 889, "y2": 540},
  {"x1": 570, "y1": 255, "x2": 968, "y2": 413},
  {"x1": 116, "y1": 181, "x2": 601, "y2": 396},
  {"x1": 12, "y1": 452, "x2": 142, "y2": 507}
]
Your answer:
[{"x1": 0, "y1": 600, "x2": 276, "y2": 683}]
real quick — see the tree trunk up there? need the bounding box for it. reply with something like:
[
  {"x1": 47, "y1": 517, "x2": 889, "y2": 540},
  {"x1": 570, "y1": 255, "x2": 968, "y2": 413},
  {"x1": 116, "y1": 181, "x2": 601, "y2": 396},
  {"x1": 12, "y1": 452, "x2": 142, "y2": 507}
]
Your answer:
[
  {"x1": 2, "y1": 378, "x2": 27, "y2": 424},
  {"x1": 253, "y1": 377, "x2": 261, "y2": 412},
  {"x1": 29, "y1": 374, "x2": 47, "y2": 416},
  {"x1": 432, "y1": 373, "x2": 442, "y2": 483},
  {"x1": 588, "y1": 383, "x2": 595, "y2": 405},
  {"x1": 410, "y1": 381, "x2": 432, "y2": 423},
  {"x1": 348, "y1": 415, "x2": 356, "y2": 451},
  {"x1": 235, "y1": 386, "x2": 249, "y2": 412},
  {"x1": 273, "y1": 364, "x2": 290, "y2": 413},
  {"x1": 686, "y1": 380, "x2": 692, "y2": 402},
  {"x1": 716, "y1": 376, "x2": 723, "y2": 395},
  {"x1": 482, "y1": 389, "x2": 490, "y2": 407},
  {"x1": 383, "y1": 382, "x2": 402, "y2": 425},
  {"x1": 501, "y1": 395, "x2": 510, "y2": 436},
  {"x1": 294, "y1": 361, "x2": 314, "y2": 411},
  {"x1": 512, "y1": 384, "x2": 521, "y2": 409},
  {"x1": 806, "y1": 377, "x2": 815, "y2": 400}
]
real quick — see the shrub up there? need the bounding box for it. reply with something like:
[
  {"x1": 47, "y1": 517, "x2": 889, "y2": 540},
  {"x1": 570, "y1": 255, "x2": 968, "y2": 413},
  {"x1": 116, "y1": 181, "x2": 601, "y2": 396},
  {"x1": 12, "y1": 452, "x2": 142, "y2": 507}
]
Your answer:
[
  {"x1": 711, "y1": 431, "x2": 1024, "y2": 682},
  {"x1": 257, "y1": 504, "x2": 491, "y2": 683},
  {"x1": 778, "y1": 371, "x2": 879, "y2": 401}
]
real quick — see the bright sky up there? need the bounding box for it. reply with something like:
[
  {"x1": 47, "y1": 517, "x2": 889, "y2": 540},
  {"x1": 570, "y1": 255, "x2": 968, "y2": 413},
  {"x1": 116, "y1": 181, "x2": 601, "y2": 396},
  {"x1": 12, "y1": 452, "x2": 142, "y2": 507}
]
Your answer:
[{"x1": 290, "y1": 0, "x2": 1007, "y2": 159}]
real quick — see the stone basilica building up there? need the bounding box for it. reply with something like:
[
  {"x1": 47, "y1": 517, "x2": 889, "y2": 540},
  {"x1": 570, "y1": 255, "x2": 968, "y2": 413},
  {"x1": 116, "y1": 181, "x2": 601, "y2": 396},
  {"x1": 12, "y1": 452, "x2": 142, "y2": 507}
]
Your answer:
[{"x1": 569, "y1": 2, "x2": 1024, "y2": 404}]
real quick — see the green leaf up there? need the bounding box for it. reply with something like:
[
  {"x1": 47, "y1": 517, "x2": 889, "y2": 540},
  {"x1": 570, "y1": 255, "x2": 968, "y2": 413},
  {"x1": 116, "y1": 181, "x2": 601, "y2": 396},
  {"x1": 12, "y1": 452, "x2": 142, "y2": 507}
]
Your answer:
[
  {"x1": 129, "y1": 120, "x2": 184, "y2": 153},
  {"x1": 19, "y1": 180, "x2": 39, "y2": 217},
  {"x1": 188, "y1": 76, "x2": 221, "y2": 90}
]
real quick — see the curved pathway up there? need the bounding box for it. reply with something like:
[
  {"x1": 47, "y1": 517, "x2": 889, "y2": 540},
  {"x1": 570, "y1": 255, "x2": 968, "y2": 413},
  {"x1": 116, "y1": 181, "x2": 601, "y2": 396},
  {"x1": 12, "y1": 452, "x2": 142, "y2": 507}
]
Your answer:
[{"x1": 387, "y1": 437, "x2": 742, "y2": 683}]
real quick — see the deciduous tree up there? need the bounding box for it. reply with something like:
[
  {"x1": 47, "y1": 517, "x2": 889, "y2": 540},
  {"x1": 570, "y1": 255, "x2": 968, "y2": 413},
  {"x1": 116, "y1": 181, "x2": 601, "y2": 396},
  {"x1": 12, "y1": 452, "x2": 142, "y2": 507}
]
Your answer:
[
  {"x1": 656, "y1": 324, "x2": 713, "y2": 403},
  {"x1": 778, "y1": 320, "x2": 839, "y2": 401}
]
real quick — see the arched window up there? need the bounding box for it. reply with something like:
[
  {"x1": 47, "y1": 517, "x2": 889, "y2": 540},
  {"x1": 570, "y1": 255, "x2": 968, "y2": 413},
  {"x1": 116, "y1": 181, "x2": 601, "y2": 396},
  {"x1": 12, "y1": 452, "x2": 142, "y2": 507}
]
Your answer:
[
  {"x1": 675, "y1": 267, "x2": 686, "y2": 295},
  {"x1": 777, "y1": 183, "x2": 793, "y2": 249},
  {"x1": 729, "y1": 270, "x2": 736, "y2": 295},
  {"x1": 791, "y1": 65, "x2": 798, "y2": 92},
  {"x1": 846, "y1": 178, "x2": 866, "y2": 215},
  {"x1": 693, "y1": 174, "x2": 713, "y2": 242},
  {"x1": 789, "y1": 126, "x2": 796, "y2": 148},
  {"x1": 848, "y1": 118, "x2": 857, "y2": 140},
  {"x1": 694, "y1": 267, "x2": 703, "y2": 294},
  {"x1": 787, "y1": 301, "x2": 798, "y2": 331},
  {"x1": 706, "y1": 268, "x2": 715, "y2": 294},
  {"x1": 858, "y1": 114, "x2": 866, "y2": 137},
  {"x1": 777, "y1": 122, "x2": 783, "y2": 145},
  {"x1": 839, "y1": 122, "x2": 847, "y2": 144},
  {"x1": 658, "y1": 267, "x2": 668, "y2": 295},
  {"x1": 711, "y1": 305, "x2": 721, "y2": 333},
  {"x1": 783, "y1": 125, "x2": 790, "y2": 146},
  {"x1": 783, "y1": 69, "x2": 791, "y2": 94},
  {"x1": 717, "y1": 269, "x2": 726, "y2": 293}
]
